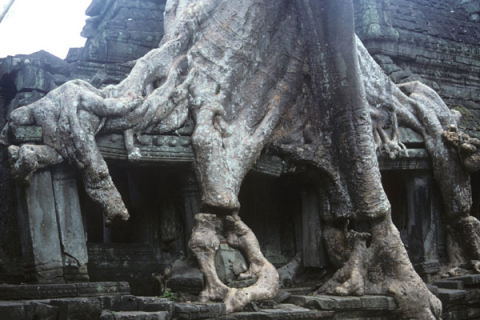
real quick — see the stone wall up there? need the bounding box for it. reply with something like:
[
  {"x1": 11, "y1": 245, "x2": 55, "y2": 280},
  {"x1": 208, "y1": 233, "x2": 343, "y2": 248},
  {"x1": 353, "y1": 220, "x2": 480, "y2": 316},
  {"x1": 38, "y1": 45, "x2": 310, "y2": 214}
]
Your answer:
[
  {"x1": 67, "y1": 0, "x2": 167, "y2": 85},
  {"x1": 354, "y1": 0, "x2": 480, "y2": 138}
]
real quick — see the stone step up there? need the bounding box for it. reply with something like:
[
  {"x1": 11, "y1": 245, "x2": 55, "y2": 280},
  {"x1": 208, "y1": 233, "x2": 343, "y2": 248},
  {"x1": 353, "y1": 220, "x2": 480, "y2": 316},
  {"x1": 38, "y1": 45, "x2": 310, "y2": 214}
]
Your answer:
[
  {"x1": 288, "y1": 295, "x2": 397, "y2": 311},
  {"x1": 448, "y1": 274, "x2": 480, "y2": 286},
  {"x1": 442, "y1": 308, "x2": 480, "y2": 320},
  {"x1": 136, "y1": 297, "x2": 174, "y2": 312},
  {"x1": 437, "y1": 288, "x2": 467, "y2": 304},
  {"x1": 0, "y1": 301, "x2": 59, "y2": 320},
  {"x1": 100, "y1": 310, "x2": 170, "y2": 320},
  {"x1": 173, "y1": 302, "x2": 225, "y2": 319},
  {"x1": 283, "y1": 287, "x2": 316, "y2": 296},
  {"x1": 214, "y1": 304, "x2": 334, "y2": 319},
  {"x1": 433, "y1": 279, "x2": 464, "y2": 290},
  {"x1": 0, "y1": 282, "x2": 131, "y2": 300}
]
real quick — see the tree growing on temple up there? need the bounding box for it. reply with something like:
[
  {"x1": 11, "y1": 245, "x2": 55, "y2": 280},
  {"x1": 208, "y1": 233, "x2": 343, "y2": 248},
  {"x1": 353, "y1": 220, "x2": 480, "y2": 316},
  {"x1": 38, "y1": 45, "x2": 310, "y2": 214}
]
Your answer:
[{"x1": 3, "y1": 0, "x2": 480, "y2": 318}]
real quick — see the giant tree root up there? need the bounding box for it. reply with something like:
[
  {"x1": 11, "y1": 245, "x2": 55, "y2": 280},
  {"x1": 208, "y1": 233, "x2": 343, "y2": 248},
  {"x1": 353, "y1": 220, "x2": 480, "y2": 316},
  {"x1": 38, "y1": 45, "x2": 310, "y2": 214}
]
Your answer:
[
  {"x1": 8, "y1": 144, "x2": 63, "y2": 186},
  {"x1": 318, "y1": 214, "x2": 442, "y2": 320},
  {"x1": 442, "y1": 125, "x2": 480, "y2": 173},
  {"x1": 188, "y1": 213, "x2": 279, "y2": 314}
]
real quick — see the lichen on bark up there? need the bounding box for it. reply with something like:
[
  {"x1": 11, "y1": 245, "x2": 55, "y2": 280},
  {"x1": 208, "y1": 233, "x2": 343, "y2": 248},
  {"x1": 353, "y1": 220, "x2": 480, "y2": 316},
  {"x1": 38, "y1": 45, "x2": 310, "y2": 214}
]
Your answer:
[{"x1": 2, "y1": 0, "x2": 480, "y2": 318}]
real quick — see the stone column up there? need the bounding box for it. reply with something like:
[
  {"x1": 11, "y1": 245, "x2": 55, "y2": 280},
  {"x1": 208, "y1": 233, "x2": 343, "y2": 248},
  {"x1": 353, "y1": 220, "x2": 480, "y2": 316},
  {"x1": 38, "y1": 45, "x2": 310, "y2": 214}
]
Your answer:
[
  {"x1": 51, "y1": 165, "x2": 89, "y2": 282},
  {"x1": 301, "y1": 188, "x2": 329, "y2": 268},
  {"x1": 181, "y1": 170, "x2": 201, "y2": 249},
  {"x1": 16, "y1": 169, "x2": 64, "y2": 283},
  {"x1": 404, "y1": 172, "x2": 440, "y2": 276}
]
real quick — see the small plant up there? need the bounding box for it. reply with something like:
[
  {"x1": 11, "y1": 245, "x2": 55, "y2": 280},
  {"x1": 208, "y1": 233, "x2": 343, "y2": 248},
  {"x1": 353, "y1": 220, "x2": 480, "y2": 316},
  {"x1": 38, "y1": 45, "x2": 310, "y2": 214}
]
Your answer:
[{"x1": 163, "y1": 288, "x2": 177, "y2": 301}]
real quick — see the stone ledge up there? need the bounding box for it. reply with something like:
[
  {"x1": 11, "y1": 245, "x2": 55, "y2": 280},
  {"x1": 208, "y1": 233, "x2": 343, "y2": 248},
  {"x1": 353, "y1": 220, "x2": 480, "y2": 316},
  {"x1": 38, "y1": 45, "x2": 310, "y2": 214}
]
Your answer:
[
  {"x1": 9, "y1": 129, "x2": 285, "y2": 177},
  {"x1": 437, "y1": 288, "x2": 467, "y2": 304},
  {"x1": 0, "y1": 282, "x2": 130, "y2": 300},
  {"x1": 288, "y1": 295, "x2": 397, "y2": 312},
  {"x1": 0, "y1": 300, "x2": 59, "y2": 320},
  {"x1": 9, "y1": 126, "x2": 434, "y2": 176},
  {"x1": 173, "y1": 302, "x2": 226, "y2": 319},
  {"x1": 448, "y1": 274, "x2": 480, "y2": 286}
]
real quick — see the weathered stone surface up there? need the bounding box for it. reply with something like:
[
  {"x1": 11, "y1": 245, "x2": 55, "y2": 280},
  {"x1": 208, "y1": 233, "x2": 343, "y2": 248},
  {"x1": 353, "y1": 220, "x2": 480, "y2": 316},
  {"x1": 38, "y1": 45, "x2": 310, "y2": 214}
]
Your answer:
[
  {"x1": 50, "y1": 297, "x2": 102, "y2": 320},
  {"x1": 173, "y1": 302, "x2": 226, "y2": 320},
  {"x1": 289, "y1": 295, "x2": 337, "y2": 311},
  {"x1": 180, "y1": 172, "x2": 201, "y2": 250},
  {"x1": 21, "y1": 284, "x2": 77, "y2": 300},
  {"x1": 215, "y1": 243, "x2": 248, "y2": 285},
  {"x1": 427, "y1": 285, "x2": 440, "y2": 296},
  {"x1": 136, "y1": 297, "x2": 174, "y2": 313},
  {"x1": 100, "y1": 295, "x2": 138, "y2": 312},
  {"x1": 15, "y1": 170, "x2": 64, "y2": 283},
  {"x1": 166, "y1": 259, "x2": 204, "y2": 294},
  {"x1": 378, "y1": 148, "x2": 431, "y2": 171},
  {"x1": 100, "y1": 310, "x2": 171, "y2": 320},
  {"x1": 0, "y1": 146, "x2": 22, "y2": 284},
  {"x1": 443, "y1": 308, "x2": 480, "y2": 320},
  {"x1": 324, "y1": 296, "x2": 362, "y2": 310},
  {"x1": 86, "y1": 244, "x2": 160, "y2": 296},
  {"x1": 288, "y1": 295, "x2": 366, "y2": 311},
  {"x1": 0, "y1": 51, "x2": 71, "y2": 92},
  {"x1": 449, "y1": 274, "x2": 480, "y2": 286},
  {"x1": 7, "y1": 91, "x2": 46, "y2": 115},
  {"x1": 77, "y1": 0, "x2": 166, "y2": 64},
  {"x1": 11, "y1": 126, "x2": 42, "y2": 143},
  {"x1": 464, "y1": 289, "x2": 480, "y2": 304},
  {"x1": 52, "y1": 165, "x2": 89, "y2": 282},
  {"x1": 69, "y1": 61, "x2": 134, "y2": 85},
  {"x1": 0, "y1": 282, "x2": 129, "y2": 300},
  {"x1": 360, "y1": 295, "x2": 397, "y2": 311},
  {"x1": 437, "y1": 288, "x2": 467, "y2": 304},
  {"x1": 0, "y1": 301, "x2": 58, "y2": 320},
  {"x1": 301, "y1": 189, "x2": 329, "y2": 268},
  {"x1": 0, "y1": 284, "x2": 72, "y2": 300},
  {"x1": 215, "y1": 304, "x2": 334, "y2": 320},
  {"x1": 274, "y1": 290, "x2": 292, "y2": 304},
  {"x1": 76, "y1": 282, "x2": 131, "y2": 297},
  {"x1": 434, "y1": 280, "x2": 465, "y2": 290},
  {"x1": 354, "y1": 0, "x2": 480, "y2": 139}
]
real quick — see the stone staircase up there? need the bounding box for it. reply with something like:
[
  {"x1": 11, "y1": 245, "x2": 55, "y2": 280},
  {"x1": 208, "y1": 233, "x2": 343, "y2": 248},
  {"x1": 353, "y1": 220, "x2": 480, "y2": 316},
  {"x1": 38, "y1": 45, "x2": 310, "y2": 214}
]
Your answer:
[
  {"x1": 429, "y1": 274, "x2": 480, "y2": 320},
  {"x1": 0, "y1": 281, "x2": 399, "y2": 320},
  {"x1": 2, "y1": 278, "x2": 480, "y2": 319}
]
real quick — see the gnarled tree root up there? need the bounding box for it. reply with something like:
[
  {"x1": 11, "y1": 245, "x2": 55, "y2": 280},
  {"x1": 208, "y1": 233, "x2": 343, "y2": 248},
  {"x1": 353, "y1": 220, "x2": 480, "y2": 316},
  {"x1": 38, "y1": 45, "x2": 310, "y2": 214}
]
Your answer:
[
  {"x1": 8, "y1": 144, "x2": 63, "y2": 186},
  {"x1": 189, "y1": 213, "x2": 279, "y2": 314},
  {"x1": 442, "y1": 125, "x2": 480, "y2": 173},
  {"x1": 318, "y1": 215, "x2": 442, "y2": 320}
]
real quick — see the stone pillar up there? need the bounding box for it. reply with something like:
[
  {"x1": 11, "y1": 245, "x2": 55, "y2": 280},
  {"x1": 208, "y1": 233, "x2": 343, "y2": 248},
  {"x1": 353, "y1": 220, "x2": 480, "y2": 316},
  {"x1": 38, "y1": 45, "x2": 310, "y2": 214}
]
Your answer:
[
  {"x1": 404, "y1": 172, "x2": 440, "y2": 275},
  {"x1": 51, "y1": 165, "x2": 89, "y2": 282},
  {"x1": 181, "y1": 170, "x2": 201, "y2": 249},
  {"x1": 301, "y1": 188, "x2": 329, "y2": 268},
  {"x1": 16, "y1": 170, "x2": 65, "y2": 283}
]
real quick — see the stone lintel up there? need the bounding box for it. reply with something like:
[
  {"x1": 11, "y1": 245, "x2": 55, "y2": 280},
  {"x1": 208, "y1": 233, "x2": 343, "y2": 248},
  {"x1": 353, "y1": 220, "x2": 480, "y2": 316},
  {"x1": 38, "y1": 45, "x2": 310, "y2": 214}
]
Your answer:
[
  {"x1": 11, "y1": 126, "x2": 42, "y2": 143},
  {"x1": 10, "y1": 126, "x2": 433, "y2": 174}
]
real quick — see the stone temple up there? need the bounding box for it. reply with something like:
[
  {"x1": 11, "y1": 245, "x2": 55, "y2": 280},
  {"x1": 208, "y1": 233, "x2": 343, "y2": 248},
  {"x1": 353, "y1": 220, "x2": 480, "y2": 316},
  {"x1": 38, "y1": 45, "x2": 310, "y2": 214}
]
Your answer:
[{"x1": 0, "y1": 0, "x2": 479, "y2": 319}]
